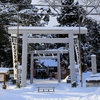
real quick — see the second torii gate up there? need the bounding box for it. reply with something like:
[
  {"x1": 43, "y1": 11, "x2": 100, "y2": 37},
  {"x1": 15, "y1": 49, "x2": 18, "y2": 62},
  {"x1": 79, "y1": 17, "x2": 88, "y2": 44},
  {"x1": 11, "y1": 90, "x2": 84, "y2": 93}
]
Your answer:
[
  {"x1": 8, "y1": 27, "x2": 87, "y2": 87},
  {"x1": 29, "y1": 49, "x2": 68, "y2": 83}
]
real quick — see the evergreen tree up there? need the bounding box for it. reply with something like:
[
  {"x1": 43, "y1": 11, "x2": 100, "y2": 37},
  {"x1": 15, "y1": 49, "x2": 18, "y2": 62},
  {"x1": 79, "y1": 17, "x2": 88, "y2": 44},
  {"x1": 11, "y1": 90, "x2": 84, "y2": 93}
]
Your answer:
[
  {"x1": 57, "y1": 0, "x2": 86, "y2": 40},
  {"x1": 57, "y1": 0, "x2": 100, "y2": 70},
  {"x1": 0, "y1": 0, "x2": 51, "y2": 67},
  {"x1": 81, "y1": 18, "x2": 100, "y2": 70},
  {"x1": 57, "y1": 0, "x2": 85, "y2": 27},
  {"x1": 57, "y1": 0, "x2": 86, "y2": 68},
  {"x1": 0, "y1": 25, "x2": 12, "y2": 67}
]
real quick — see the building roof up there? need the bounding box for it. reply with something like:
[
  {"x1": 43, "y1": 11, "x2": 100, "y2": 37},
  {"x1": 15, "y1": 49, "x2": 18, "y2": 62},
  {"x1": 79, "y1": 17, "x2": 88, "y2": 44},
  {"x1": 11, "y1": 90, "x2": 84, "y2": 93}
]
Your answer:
[{"x1": 40, "y1": 59, "x2": 57, "y2": 67}]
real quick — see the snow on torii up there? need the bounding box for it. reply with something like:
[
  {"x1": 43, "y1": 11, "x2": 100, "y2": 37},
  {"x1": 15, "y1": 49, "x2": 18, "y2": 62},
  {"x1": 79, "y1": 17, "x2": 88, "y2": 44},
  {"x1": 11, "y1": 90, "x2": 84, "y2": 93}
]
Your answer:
[
  {"x1": 8, "y1": 27, "x2": 87, "y2": 34},
  {"x1": 8, "y1": 26, "x2": 87, "y2": 87}
]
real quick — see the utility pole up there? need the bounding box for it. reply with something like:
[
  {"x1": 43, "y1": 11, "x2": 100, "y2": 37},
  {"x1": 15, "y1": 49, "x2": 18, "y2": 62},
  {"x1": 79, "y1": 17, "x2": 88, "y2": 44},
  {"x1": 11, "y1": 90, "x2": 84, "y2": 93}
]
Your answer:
[{"x1": 78, "y1": 7, "x2": 83, "y2": 87}]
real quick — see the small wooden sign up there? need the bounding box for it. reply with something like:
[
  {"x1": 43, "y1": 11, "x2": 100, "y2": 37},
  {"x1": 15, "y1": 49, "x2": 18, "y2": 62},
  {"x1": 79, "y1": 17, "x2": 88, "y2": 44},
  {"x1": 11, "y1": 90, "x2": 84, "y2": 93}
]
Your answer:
[
  {"x1": 0, "y1": 74, "x2": 4, "y2": 82},
  {"x1": 0, "y1": 73, "x2": 6, "y2": 89}
]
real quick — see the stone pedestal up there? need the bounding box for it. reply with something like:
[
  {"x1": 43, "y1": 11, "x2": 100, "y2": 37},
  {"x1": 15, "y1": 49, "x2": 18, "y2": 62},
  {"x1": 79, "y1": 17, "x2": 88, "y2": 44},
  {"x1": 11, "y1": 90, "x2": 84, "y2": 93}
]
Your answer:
[
  {"x1": 91, "y1": 55, "x2": 97, "y2": 74},
  {"x1": 86, "y1": 75, "x2": 100, "y2": 87},
  {"x1": 86, "y1": 55, "x2": 100, "y2": 87}
]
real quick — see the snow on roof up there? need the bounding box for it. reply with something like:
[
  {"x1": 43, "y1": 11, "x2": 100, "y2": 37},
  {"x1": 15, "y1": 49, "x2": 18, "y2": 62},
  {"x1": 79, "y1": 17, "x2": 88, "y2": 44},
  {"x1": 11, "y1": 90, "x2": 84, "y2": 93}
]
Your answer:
[
  {"x1": 90, "y1": 74, "x2": 99, "y2": 77},
  {"x1": 86, "y1": 76, "x2": 100, "y2": 81},
  {"x1": 0, "y1": 68, "x2": 9, "y2": 73},
  {"x1": 40, "y1": 59, "x2": 57, "y2": 67},
  {"x1": 9, "y1": 65, "x2": 22, "y2": 70}
]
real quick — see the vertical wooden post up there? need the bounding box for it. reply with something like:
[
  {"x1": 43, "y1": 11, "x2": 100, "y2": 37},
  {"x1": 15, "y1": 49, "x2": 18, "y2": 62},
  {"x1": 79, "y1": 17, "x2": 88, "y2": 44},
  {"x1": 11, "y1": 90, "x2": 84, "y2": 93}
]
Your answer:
[
  {"x1": 30, "y1": 53, "x2": 33, "y2": 84},
  {"x1": 3, "y1": 74, "x2": 7, "y2": 89}
]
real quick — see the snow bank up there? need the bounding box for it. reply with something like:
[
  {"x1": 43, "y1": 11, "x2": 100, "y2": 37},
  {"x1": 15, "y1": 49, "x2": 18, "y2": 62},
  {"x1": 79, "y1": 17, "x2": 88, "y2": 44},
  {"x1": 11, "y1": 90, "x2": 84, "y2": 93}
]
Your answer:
[{"x1": 0, "y1": 72, "x2": 100, "y2": 100}]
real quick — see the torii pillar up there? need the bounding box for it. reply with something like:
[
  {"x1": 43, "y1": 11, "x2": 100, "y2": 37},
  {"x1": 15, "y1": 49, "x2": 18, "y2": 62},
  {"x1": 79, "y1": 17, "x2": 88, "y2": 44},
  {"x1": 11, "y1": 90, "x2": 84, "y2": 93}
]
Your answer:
[
  {"x1": 57, "y1": 52, "x2": 61, "y2": 82},
  {"x1": 30, "y1": 53, "x2": 34, "y2": 84},
  {"x1": 21, "y1": 33, "x2": 28, "y2": 87},
  {"x1": 69, "y1": 33, "x2": 76, "y2": 83}
]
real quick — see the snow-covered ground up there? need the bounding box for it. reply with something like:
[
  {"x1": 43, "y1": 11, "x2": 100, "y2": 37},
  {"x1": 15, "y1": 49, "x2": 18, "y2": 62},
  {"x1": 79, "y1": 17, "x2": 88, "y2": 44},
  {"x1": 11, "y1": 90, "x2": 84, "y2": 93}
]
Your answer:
[{"x1": 0, "y1": 71, "x2": 100, "y2": 100}]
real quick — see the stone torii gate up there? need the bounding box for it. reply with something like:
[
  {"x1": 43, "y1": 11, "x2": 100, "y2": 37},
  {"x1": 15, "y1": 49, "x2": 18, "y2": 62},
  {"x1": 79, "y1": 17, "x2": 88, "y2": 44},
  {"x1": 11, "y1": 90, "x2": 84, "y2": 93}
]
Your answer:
[{"x1": 8, "y1": 27, "x2": 87, "y2": 87}]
